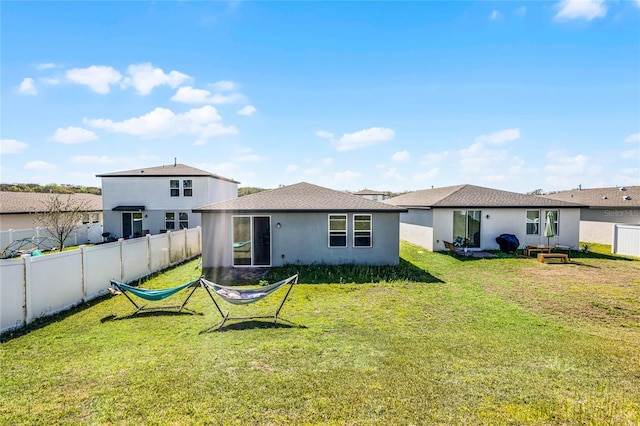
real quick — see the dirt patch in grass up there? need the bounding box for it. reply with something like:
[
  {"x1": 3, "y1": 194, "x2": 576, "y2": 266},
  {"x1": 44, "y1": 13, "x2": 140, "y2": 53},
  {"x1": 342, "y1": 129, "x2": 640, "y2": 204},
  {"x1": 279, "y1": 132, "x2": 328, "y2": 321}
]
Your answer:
[{"x1": 483, "y1": 258, "x2": 640, "y2": 340}]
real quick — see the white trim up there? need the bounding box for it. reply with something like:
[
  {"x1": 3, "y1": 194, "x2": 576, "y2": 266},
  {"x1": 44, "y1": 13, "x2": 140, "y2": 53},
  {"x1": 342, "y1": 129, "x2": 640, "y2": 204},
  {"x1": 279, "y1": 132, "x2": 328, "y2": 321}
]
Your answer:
[
  {"x1": 353, "y1": 214, "x2": 372, "y2": 248},
  {"x1": 328, "y1": 214, "x2": 348, "y2": 248}
]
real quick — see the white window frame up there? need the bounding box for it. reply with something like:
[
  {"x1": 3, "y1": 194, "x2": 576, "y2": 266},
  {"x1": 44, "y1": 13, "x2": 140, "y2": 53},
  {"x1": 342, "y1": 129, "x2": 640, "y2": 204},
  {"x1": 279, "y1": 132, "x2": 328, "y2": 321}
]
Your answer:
[
  {"x1": 545, "y1": 210, "x2": 560, "y2": 235},
  {"x1": 328, "y1": 214, "x2": 348, "y2": 248},
  {"x1": 170, "y1": 180, "x2": 179, "y2": 197},
  {"x1": 526, "y1": 210, "x2": 540, "y2": 235},
  {"x1": 179, "y1": 212, "x2": 189, "y2": 229},
  {"x1": 165, "y1": 212, "x2": 176, "y2": 230},
  {"x1": 183, "y1": 179, "x2": 193, "y2": 197},
  {"x1": 353, "y1": 214, "x2": 372, "y2": 248}
]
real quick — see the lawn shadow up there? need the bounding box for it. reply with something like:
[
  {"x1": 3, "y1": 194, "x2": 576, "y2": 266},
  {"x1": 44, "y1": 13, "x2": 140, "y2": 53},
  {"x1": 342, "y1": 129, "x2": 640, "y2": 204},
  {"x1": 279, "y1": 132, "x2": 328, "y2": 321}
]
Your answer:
[
  {"x1": 201, "y1": 317, "x2": 306, "y2": 333},
  {"x1": 106, "y1": 309, "x2": 204, "y2": 321}
]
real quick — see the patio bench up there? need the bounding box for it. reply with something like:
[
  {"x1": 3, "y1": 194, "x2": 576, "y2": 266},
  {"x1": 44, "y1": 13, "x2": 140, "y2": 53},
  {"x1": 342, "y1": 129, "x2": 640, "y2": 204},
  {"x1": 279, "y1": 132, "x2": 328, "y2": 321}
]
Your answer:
[{"x1": 537, "y1": 253, "x2": 569, "y2": 264}]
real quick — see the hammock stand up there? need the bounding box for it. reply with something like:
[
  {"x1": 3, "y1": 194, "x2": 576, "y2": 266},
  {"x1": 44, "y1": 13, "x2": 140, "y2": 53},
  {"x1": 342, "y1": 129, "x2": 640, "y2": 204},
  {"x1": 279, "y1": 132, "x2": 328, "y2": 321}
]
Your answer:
[
  {"x1": 200, "y1": 274, "x2": 298, "y2": 331},
  {"x1": 109, "y1": 278, "x2": 201, "y2": 314}
]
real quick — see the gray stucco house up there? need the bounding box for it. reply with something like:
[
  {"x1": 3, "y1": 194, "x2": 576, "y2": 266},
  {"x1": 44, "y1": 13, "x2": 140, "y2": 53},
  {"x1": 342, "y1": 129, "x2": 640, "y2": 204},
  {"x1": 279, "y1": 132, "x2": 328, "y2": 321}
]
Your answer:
[
  {"x1": 542, "y1": 186, "x2": 640, "y2": 251},
  {"x1": 193, "y1": 182, "x2": 407, "y2": 268},
  {"x1": 384, "y1": 184, "x2": 584, "y2": 252}
]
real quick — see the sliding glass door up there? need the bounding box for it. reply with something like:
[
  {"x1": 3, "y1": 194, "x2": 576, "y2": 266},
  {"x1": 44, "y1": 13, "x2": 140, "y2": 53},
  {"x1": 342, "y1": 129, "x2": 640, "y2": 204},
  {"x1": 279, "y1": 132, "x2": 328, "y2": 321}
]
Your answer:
[
  {"x1": 233, "y1": 216, "x2": 271, "y2": 266},
  {"x1": 453, "y1": 210, "x2": 481, "y2": 248}
]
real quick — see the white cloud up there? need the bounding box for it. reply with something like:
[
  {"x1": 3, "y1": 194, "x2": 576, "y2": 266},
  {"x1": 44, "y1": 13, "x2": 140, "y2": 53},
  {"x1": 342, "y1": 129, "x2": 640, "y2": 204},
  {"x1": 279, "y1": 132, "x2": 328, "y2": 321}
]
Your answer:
[
  {"x1": 490, "y1": 10, "x2": 501, "y2": 20},
  {"x1": 122, "y1": 63, "x2": 191, "y2": 95},
  {"x1": 84, "y1": 105, "x2": 237, "y2": 140},
  {"x1": 336, "y1": 127, "x2": 395, "y2": 152},
  {"x1": 413, "y1": 168, "x2": 440, "y2": 182},
  {"x1": 0, "y1": 139, "x2": 29, "y2": 154},
  {"x1": 554, "y1": 0, "x2": 607, "y2": 21},
  {"x1": 25, "y1": 160, "x2": 57, "y2": 171},
  {"x1": 69, "y1": 155, "x2": 123, "y2": 164},
  {"x1": 421, "y1": 151, "x2": 450, "y2": 165},
  {"x1": 544, "y1": 152, "x2": 597, "y2": 177},
  {"x1": 459, "y1": 142, "x2": 509, "y2": 173},
  {"x1": 285, "y1": 164, "x2": 299, "y2": 173},
  {"x1": 475, "y1": 128, "x2": 520, "y2": 145},
  {"x1": 171, "y1": 86, "x2": 243, "y2": 104},
  {"x1": 237, "y1": 105, "x2": 256, "y2": 116},
  {"x1": 621, "y1": 149, "x2": 639, "y2": 160},
  {"x1": 18, "y1": 78, "x2": 37, "y2": 95},
  {"x1": 391, "y1": 150, "x2": 410, "y2": 163},
  {"x1": 211, "y1": 80, "x2": 238, "y2": 92},
  {"x1": 624, "y1": 132, "x2": 640, "y2": 143},
  {"x1": 513, "y1": 6, "x2": 527, "y2": 16},
  {"x1": 49, "y1": 126, "x2": 98, "y2": 144},
  {"x1": 333, "y1": 170, "x2": 361, "y2": 185},
  {"x1": 66, "y1": 65, "x2": 122, "y2": 94},
  {"x1": 36, "y1": 63, "x2": 57, "y2": 70},
  {"x1": 40, "y1": 77, "x2": 60, "y2": 85},
  {"x1": 383, "y1": 167, "x2": 405, "y2": 181},
  {"x1": 315, "y1": 130, "x2": 334, "y2": 139}
]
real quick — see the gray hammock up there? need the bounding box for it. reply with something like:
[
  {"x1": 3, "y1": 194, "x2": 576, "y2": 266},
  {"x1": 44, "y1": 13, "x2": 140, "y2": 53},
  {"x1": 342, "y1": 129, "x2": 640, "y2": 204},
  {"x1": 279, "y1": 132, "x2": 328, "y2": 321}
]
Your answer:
[{"x1": 199, "y1": 274, "x2": 298, "y2": 330}]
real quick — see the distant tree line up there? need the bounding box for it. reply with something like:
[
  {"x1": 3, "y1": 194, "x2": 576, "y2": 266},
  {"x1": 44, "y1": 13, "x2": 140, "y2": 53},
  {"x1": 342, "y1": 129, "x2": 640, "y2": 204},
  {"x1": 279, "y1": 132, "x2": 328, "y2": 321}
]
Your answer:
[{"x1": 0, "y1": 183, "x2": 102, "y2": 195}]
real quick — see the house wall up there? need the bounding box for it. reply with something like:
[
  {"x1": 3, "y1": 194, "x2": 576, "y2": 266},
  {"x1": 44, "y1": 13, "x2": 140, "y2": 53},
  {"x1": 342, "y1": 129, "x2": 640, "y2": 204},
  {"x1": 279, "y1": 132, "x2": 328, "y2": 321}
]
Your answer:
[
  {"x1": 101, "y1": 176, "x2": 237, "y2": 237},
  {"x1": 401, "y1": 207, "x2": 581, "y2": 251},
  {"x1": 579, "y1": 208, "x2": 640, "y2": 244},
  {"x1": 0, "y1": 214, "x2": 39, "y2": 231},
  {"x1": 399, "y1": 209, "x2": 434, "y2": 251},
  {"x1": 200, "y1": 211, "x2": 401, "y2": 268}
]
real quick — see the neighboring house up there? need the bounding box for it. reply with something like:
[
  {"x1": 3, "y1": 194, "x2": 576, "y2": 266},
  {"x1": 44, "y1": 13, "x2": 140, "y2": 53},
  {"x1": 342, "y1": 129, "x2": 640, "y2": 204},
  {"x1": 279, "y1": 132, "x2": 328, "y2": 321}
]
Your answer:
[
  {"x1": 353, "y1": 188, "x2": 389, "y2": 201},
  {"x1": 0, "y1": 191, "x2": 102, "y2": 231},
  {"x1": 384, "y1": 184, "x2": 584, "y2": 252},
  {"x1": 193, "y1": 182, "x2": 407, "y2": 268},
  {"x1": 97, "y1": 163, "x2": 238, "y2": 239},
  {"x1": 542, "y1": 186, "x2": 640, "y2": 245}
]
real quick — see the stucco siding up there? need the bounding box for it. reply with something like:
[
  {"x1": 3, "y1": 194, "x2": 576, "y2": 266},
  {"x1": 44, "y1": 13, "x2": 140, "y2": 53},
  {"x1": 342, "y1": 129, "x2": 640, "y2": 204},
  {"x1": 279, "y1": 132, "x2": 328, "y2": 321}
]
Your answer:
[{"x1": 200, "y1": 211, "x2": 401, "y2": 268}]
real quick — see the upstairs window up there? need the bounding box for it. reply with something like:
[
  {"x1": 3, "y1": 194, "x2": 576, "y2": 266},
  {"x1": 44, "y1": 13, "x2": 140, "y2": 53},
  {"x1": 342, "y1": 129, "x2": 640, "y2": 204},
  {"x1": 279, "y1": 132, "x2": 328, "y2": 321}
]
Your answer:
[
  {"x1": 526, "y1": 210, "x2": 540, "y2": 235},
  {"x1": 328, "y1": 214, "x2": 347, "y2": 247},
  {"x1": 183, "y1": 180, "x2": 193, "y2": 197},
  {"x1": 170, "y1": 180, "x2": 179, "y2": 197},
  {"x1": 354, "y1": 214, "x2": 372, "y2": 247}
]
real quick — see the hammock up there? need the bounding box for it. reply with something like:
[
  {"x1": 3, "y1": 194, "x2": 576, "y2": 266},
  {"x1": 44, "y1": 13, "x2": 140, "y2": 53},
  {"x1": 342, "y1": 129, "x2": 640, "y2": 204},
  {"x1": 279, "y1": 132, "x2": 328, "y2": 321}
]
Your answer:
[
  {"x1": 109, "y1": 278, "x2": 201, "y2": 314},
  {"x1": 200, "y1": 274, "x2": 298, "y2": 330}
]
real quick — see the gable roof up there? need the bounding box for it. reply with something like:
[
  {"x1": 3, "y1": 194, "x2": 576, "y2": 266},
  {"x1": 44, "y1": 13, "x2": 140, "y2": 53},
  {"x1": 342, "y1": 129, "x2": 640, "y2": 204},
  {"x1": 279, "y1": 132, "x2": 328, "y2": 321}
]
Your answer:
[
  {"x1": 542, "y1": 186, "x2": 640, "y2": 208},
  {"x1": 354, "y1": 188, "x2": 386, "y2": 196},
  {"x1": 96, "y1": 163, "x2": 239, "y2": 184},
  {"x1": 384, "y1": 184, "x2": 584, "y2": 208},
  {"x1": 193, "y1": 182, "x2": 407, "y2": 213},
  {"x1": 0, "y1": 192, "x2": 103, "y2": 214}
]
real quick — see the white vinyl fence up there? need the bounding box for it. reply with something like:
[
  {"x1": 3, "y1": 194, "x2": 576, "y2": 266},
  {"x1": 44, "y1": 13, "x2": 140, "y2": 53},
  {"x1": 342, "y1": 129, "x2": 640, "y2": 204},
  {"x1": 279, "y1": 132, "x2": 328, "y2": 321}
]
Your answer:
[
  {"x1": 0, "y1": 223, "x2": 104, "y2": 255},
  {"x1": 613, "y1": 224, "x2": 640, "y2": 257},
  {"x1": 0, "y1": 227, "x2": 202, "y2": 334}
]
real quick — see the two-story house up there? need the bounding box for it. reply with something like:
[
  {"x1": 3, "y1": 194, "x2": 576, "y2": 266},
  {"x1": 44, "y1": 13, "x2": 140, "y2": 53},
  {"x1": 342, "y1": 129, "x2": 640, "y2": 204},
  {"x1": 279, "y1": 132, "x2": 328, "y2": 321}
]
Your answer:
[{"x1": 97, "y1": 163, "x2": 239, "y2": 239}]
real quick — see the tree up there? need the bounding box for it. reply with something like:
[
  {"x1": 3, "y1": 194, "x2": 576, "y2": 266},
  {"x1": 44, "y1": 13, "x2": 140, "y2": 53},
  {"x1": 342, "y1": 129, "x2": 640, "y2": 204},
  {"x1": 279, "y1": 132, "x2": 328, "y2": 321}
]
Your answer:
[{"x1": 36, "y1": 194, "x2": 92, "y2": 251}]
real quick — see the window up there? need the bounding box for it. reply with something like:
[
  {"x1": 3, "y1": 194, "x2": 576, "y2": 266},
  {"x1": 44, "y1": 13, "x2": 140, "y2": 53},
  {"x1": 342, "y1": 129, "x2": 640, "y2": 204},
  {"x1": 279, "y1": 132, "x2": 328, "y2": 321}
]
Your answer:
[
  {"x1": 179, "y1": 212, "x2": 189, "y2": 229},
  {"x1": 183, "y1": 180, "x2": 192, "y2": 197},
  {"x1": 91, "y1": 212, "x2": 100, "y2": 223},
  {"x1": 545, "y1": 210, "x2": 559, "y2": 235},
  {"x1": 165, "y1": 212, "x2": 176, "y2": 230},
  {"x1": 526, "y1": 210, "x2": 540, "y2": 235},
  {"x1": 233, "y1": 216, "x2": 252, "y2": 266},
  {"x1": 170, "y1": 180, "x2": 179, "y2": 197},
  {"x1": 354, "y1": 214, "x2": 372, "y2": 247},
  {"x1": 453, "y1": 210, "x2": 481, "y2": 248},
  {"x1": 82, "y1": 213, "x2": 90, "y2": 224},
  {"x1": 328, "y1": 214, "x2": 347, "y2": 247}
]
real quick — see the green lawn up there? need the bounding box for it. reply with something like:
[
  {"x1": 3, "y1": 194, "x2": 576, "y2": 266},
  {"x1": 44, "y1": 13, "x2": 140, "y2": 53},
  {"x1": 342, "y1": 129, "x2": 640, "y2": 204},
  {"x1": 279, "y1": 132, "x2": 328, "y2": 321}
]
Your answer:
[{"x1": 1, "y1": 242, "x2": 639, "y2": 425}]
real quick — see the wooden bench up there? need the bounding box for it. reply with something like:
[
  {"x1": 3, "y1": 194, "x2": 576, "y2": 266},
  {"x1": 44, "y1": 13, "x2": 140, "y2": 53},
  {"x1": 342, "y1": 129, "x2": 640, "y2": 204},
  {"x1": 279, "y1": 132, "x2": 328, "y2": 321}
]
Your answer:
[
  {"x1": 524, "y1": 246, "x2": 552, "y2": 256},
  {"x1": 537, "y1": 253, "x2": 569, "y2": 263}
]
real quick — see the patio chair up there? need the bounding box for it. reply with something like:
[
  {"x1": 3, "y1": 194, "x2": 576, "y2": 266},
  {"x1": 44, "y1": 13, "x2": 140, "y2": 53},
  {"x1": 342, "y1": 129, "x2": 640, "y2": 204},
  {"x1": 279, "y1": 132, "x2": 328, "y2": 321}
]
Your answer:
[
  {"x1": 199, "y1": 274, "x2": 299, "y2": 331},
  {"x1": 109, "y1": 278, "x2": 201, "y2": 314}
]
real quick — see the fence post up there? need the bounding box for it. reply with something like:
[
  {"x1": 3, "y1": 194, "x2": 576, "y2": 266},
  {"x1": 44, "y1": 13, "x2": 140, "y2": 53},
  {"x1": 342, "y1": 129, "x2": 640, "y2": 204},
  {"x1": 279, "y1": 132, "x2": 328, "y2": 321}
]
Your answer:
[
  {"x1": 118, "y1": 238, "x2": 125, "y2": 282},
  {"x1": 146, "y1": 234, "x2": 152, "y2": 275},
  {"x1": 21, "y1": 254, "x2": 32, "y2": 326},
  {"x1": 80, "y1": 245, "x2": 87, "y2": 299}
]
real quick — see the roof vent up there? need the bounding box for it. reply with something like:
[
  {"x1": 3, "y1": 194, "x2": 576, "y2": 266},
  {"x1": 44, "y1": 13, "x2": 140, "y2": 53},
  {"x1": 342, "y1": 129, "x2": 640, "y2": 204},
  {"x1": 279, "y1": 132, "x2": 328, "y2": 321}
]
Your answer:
[
  {"x1": 623, "y1": 195, "x2": 631, "y2": 201},
  {"x1": 140, "y1": 170, "x2": 144, "y2": 173},
  {"x1": 620, "y1": 186, "x2": 627, "y2": 191},
  {"x1": 602, "y1": 196, "x2": 608, "y2": 200}
]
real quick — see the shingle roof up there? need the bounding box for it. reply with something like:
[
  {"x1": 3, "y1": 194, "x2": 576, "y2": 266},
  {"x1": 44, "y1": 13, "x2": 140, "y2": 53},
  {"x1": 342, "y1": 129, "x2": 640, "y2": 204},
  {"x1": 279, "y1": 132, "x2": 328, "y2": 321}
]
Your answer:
[
  {"x1": 384, "y1": 184, "x2": 584, "y2": 208},
  {"x1": 0, "y1": 192, "x2": 103, "y2": 214},
  {"x1": 193, "y1": 182, "x2": 407, "y2": 213},
  {"x1": 542, "y1": 186, "x2": 640, "y2": 208},
  {"x1": 354, "y1": 188, "x2": 386, "y2": 196},
  {"x1": 96, "y1": 163, "x2": 239, "y2": 183}
]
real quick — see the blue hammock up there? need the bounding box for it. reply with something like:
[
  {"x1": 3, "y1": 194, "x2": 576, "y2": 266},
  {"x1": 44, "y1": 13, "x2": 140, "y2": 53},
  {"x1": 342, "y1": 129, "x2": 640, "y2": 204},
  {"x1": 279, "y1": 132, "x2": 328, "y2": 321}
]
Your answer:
[
  {"x1": 109, "y1": 278, "x2": 200, "y2": 314},
  {"x1": 200, "y1": 274, "x2": 298, "y2": 330}
]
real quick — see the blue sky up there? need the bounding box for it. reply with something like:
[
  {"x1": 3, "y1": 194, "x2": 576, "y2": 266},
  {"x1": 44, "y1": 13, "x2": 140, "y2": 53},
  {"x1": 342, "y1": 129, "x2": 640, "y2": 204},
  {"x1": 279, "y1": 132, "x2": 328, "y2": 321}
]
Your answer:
[{"x1": 1, "y1": 1, "x2": 639, "y2": 193}]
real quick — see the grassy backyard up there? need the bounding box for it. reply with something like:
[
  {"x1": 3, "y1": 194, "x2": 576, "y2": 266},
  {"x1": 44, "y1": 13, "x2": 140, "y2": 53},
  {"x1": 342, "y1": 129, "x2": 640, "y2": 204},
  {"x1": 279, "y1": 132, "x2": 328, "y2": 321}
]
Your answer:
[{"x1": 1, "y1": 242, "x2": 639, "y2": 425}]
